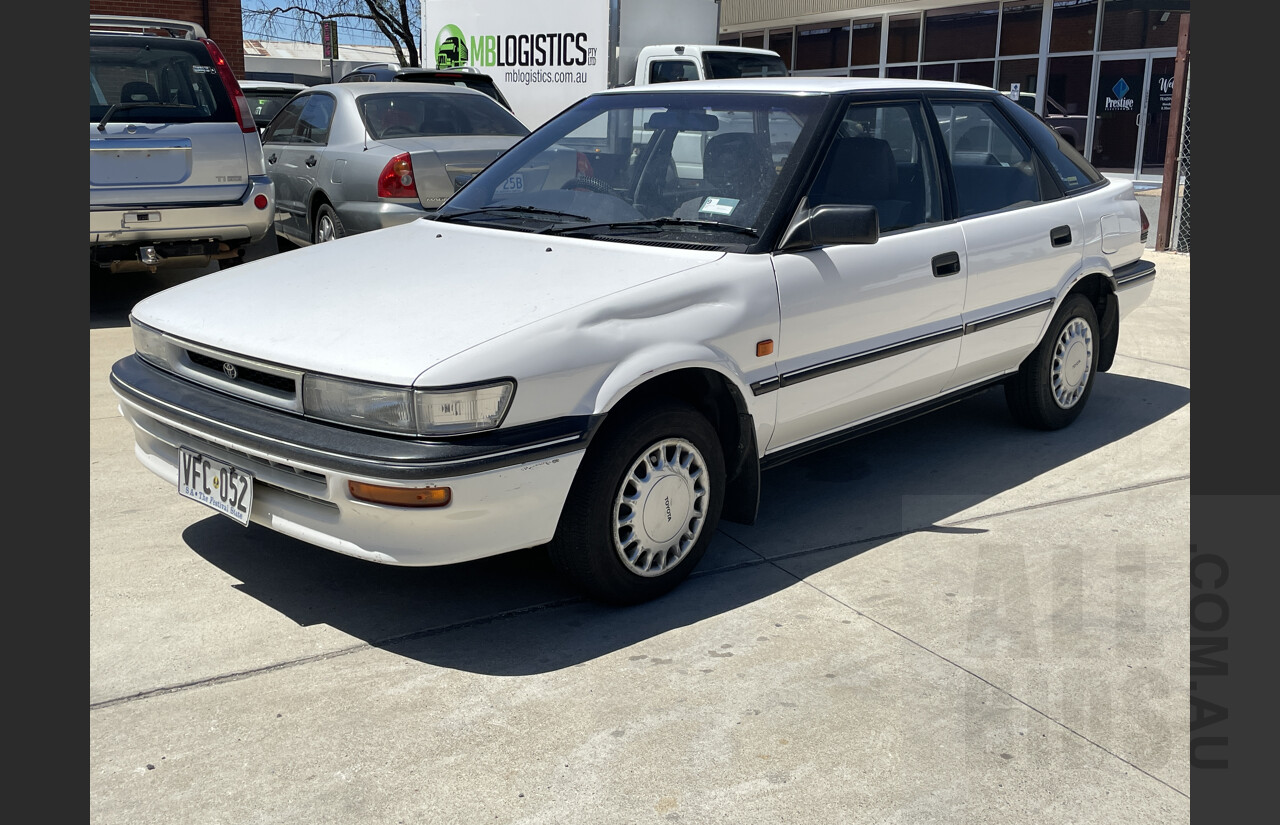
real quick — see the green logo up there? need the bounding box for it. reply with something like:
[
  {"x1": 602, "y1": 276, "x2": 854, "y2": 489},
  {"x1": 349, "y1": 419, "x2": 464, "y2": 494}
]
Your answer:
[{"x1": 434, "y1": 24, "x2": 469, "y2": 68}]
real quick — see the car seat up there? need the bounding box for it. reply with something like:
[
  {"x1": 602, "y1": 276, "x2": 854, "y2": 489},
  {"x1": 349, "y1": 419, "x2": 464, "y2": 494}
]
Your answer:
[
  {"x1": 120, "y1": 81, "x2": 160, "y2": 103},
  {"x1": 702, "y1": 132, "x2": 775, "y2": 203},
  {"x1": 807, "y1": 136, "x2": 911, "y2": 230}
]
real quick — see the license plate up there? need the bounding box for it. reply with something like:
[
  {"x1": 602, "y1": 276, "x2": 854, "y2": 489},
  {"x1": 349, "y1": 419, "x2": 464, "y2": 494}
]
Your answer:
[{"x1": 179, "y1": 447, "x2": 254, "y2": 526}]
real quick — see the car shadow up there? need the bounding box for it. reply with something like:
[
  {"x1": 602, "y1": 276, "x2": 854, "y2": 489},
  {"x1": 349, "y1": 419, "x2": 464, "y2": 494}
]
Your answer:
[
  {"x1": 89, "y1": 235, "x2": 285, "y2": 330},
  {"x1": 180, "y1": 370, "x2": 1189, "y2": 676}
]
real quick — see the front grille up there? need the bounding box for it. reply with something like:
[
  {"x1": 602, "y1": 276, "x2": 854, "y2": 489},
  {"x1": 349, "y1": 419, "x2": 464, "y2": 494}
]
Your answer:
[{"x1": 187, "y1": 350, "x2": 297, "y2": 393}]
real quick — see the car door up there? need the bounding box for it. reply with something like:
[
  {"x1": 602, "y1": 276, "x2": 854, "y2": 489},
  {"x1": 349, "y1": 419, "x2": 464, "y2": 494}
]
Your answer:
[
  {"x1": 266, "y1": 92, "x2": 337, "y2": 242},
  {"x1": 928, "y1": 97, "x2": 1083, "y2": 391},
  {"x1": 768, "y1": 98, "x2": 968, "y2": 452},
  {"x1": 261, "y1": 96, "x2": 306, "y2": 240}
]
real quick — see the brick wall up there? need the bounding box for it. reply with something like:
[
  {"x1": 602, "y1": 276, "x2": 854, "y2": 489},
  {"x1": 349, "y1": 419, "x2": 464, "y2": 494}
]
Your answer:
[{"x1": 90, "y1": 0, "x2": 245, "y2": 78}]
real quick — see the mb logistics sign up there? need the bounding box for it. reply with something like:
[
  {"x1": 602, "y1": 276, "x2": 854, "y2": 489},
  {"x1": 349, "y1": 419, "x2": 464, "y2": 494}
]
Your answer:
[{"x1": 322, "y1": 19, "x2": 339, "y2": 59}]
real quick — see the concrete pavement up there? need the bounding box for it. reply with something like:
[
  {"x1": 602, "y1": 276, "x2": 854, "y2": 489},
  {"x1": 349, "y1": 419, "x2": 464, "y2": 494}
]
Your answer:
[{"x1": 90, "y1": 240, "x2": 1190, "y2": 824}]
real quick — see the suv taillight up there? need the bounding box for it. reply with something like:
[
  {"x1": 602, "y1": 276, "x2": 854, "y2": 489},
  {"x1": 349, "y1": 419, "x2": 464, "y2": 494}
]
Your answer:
[
  {"x1": 202, "y1": 37, "x2": 257, "y2": 133},
  {"x1": 1139, "y1": 204, "x2": 1150, "y2": 243},
  {"x1": 378, "y1": 153, "x2": 419, "y2": 199}
]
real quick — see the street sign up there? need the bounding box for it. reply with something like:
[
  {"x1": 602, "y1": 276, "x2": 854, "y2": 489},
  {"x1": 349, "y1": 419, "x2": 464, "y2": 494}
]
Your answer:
[{"x1": 321, "y1": 19, "x2": 339, "y2": 59}]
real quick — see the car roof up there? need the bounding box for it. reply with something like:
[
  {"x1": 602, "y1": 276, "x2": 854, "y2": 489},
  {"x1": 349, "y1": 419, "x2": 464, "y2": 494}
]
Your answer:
[
  {"x1": 239, "y1": 79, "x2": 307, "y2": 90},
  {"x1": 306, "y1": 81, "x2": 495, "y2": 99},
  {"x1": 600, "y1": 76, "x2": 997, "y2": 96}
]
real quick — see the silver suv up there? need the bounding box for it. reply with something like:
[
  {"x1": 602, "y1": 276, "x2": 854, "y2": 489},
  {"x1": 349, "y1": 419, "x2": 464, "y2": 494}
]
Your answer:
[{"x1": 90, "y1": 16, "x2": 275, "y2": 273}]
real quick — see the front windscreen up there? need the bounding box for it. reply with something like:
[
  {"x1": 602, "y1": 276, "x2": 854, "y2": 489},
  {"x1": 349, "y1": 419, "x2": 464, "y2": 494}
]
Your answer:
[{"x1": 435, "y1": 91, "x2": 826, "y2": 249}]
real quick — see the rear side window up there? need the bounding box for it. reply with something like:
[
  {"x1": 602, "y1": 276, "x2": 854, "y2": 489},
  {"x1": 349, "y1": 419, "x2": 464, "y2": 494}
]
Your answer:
[
  {"x1": 89, "y1": 35, "x2": 234, "y2": 125},
  {"x1": 999, "y1": 95, "x2": 1104, "y2": 193},
  {"x1": 931, "y1": 99, "x2": 1044, "y2": 217}
]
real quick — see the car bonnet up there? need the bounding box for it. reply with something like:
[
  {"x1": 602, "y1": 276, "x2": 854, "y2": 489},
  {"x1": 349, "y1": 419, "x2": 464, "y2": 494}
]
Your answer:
[{"x1": 130, "y1": 220, "x2": 726, "y2": 386}]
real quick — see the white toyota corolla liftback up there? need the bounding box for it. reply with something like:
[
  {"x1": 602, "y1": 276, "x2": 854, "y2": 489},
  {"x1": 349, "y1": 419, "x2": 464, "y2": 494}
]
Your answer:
[{"x1": 112, "y1": 77, "x2": 1155, "y2": 605}]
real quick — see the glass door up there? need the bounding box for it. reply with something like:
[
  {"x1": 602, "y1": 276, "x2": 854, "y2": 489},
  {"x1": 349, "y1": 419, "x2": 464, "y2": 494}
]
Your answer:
[{"x1": 1092, "y1": 54, "x2": 1176, "y2": 181}]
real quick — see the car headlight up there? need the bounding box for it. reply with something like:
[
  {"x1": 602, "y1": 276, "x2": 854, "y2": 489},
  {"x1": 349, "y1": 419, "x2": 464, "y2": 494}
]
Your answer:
[
  {"x1": 131, "y1": 319, "x2": 183, "y2": 372},
  {"x1": 303, "y1": 375, "x2": 514, "y2": 436}
]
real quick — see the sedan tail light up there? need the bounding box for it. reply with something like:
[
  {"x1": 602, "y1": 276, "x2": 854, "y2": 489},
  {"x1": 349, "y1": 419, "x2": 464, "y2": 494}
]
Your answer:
[
  {"x1": 201, "y1": 38, "x2": 257, "y2": 134},
  {"x1": 1139, "y1": 204, "x2": 1150, "y2": 244},
  {"x1": 378, "y1": 153, "x2": 419, "y2": 199}
]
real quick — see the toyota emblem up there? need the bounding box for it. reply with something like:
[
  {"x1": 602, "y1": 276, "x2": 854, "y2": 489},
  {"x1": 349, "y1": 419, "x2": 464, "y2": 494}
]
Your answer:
[{"x1": 222, "y1": 362, "x2": 239, "y2": 380}]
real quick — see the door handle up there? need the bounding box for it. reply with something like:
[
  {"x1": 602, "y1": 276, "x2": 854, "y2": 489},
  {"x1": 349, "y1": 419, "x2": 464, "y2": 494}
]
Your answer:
[
  {"x1": 931, "y1": 251, "x2": 961, "y2": 277},
  {"x1": 305, "y1": 155, "x2": 318, "y2": 167},
  {"x1": 266, "y1": 153, "x2": 277, "y2": 164},
  {"x1": 1050, "y1": 225, "x2": 1072, "y2": 247}
]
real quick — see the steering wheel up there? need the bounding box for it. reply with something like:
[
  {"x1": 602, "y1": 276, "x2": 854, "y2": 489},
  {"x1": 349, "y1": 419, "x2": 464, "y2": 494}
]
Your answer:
[
  {"x1": 380, "y1": 126, "x2": 416, "y2": 138},
  {"x1": 560, "y1": 176, "x2": 614, "y2": 195}
]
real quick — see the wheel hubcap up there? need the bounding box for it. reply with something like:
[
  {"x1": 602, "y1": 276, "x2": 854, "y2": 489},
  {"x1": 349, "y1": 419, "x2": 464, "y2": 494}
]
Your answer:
[
  {"x1": 1051, "y1": 316, "x2": 1094, "y2": 409},
  {"x1": 613, "y1": 438, "x2": 709, "y2": 577},
  {"x1": 316, "y1": 216, "x2": 335, "y2": 243}
]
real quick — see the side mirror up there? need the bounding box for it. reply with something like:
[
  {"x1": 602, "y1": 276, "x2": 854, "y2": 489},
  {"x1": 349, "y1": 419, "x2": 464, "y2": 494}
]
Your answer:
[{"x1": 778, "y1": 203, "x2": 879, "y2": 252}]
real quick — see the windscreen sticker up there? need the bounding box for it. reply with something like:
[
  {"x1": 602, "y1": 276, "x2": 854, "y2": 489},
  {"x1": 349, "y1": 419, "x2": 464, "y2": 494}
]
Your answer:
[{"x1": 697, "y1": 197, "x2": 739, "y2": 216}]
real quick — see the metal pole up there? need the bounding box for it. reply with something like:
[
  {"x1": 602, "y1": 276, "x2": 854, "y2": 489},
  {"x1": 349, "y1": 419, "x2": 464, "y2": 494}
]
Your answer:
[{"x1": 1156, "y1": 13, "x2": 1190, "y2": 252}]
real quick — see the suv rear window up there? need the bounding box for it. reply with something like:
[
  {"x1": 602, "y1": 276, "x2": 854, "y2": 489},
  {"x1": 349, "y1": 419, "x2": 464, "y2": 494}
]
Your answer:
[
  {"x1": 395, "y1": 73, "x2": 510, "y2": 109},
  {"x1": 90, "y1": 34, "x2": 235, "y2": 125}
]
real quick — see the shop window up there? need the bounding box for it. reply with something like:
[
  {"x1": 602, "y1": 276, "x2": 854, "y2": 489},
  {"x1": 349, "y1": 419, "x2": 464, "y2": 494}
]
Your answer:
[
  {"x1": 997, "y1": 58, "x2": 1039, "y2": 97},
  {"x1": 1000, "y1": 2, "x2": 1044, "y2": 56},
  {"x1": 923, "y1": 3, "x2": 999, "y2": 62},
  {"x1": 1100, "y1": 0, "x2": 1190, "y2": 50},
  {"x1": 1049, "y1": 0, "x2": 1098, "y2": 53},
  {"x1": 796, "y1": 22, "x2": 851, "y2": 71},
  {"x1": 921, "y1": 63, "x2": 956, "y2": 82},
  {"x1": 768, "y1": 28, "x2": 794, "y2": 71},
  {"x1": 849, "y1": 18, "x2": 882, "y2": 66},
  {"x1": 741, "y1": 30, "x2": 765, "y2": 50},
  {"x1": 886, "y1": 65, "x2": 919, "y2": 79},
  {"x1": 956, "y1": 60, "x2": 996, "y2": 87},
  {"x1": 719, "y1": 33, "x2": 740, "y2": 46},
  {"x1": 887, "y1": 13, "x2": 921, "y2": 63}
]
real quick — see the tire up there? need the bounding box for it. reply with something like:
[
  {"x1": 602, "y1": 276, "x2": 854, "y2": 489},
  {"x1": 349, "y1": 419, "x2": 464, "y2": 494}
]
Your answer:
[
  {"x1": 314, "y1": 204, "x2": 346, "y2": 244},
  {"x1": 1005, "y1": 293, "x2": 1100, "y2": 430},
  {"x1": 549, "y1": 401, "x2": 725, "y2": 605}
]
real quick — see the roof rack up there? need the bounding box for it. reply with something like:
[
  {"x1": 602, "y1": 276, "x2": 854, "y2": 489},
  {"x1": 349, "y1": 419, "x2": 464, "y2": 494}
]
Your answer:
[{"x1": 89, "y1": 15, "x2": 208, "y2": 40}]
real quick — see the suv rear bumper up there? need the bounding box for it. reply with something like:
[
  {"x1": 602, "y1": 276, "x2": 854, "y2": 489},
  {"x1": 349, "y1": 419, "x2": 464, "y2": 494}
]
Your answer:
[{"x1": 90, "y1": 174, "x2": 275, "y2": 247}]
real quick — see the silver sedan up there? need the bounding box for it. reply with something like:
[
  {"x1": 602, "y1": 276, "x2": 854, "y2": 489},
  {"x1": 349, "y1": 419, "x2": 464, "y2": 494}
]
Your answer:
[{"x1": 261, "y1": 82, "x2": 528, "y2": 247}]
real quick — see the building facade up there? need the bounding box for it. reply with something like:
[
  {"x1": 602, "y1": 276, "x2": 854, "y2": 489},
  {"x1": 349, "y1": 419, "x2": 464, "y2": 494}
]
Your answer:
[
  {"x1": 716, "y1": 0, "x2": 1190, "y2": 183},
  {"x1": 90, "y1": 0, "x2": 247, "y2": 77}
]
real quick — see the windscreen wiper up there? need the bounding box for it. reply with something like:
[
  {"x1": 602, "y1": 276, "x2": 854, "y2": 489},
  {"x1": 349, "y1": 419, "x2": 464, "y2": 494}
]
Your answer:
[
  {"x1": 541, "y1": 217, "x2": 759, "y2": 238},
  {"x1": 97, "y1": 102, "x2": 198, "y2": 131},
  {"x1": 432, "y1": 205, "x2": 592, "y2": 224}
]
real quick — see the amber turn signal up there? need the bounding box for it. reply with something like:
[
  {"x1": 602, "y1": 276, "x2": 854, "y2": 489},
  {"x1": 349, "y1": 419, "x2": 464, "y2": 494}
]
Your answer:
[
  {"x1": 756, "y1": 339, "x2": 774, "y2": 357},
  {"x1": 348, "y1": 481, "x2": 451, "y2": 507}
]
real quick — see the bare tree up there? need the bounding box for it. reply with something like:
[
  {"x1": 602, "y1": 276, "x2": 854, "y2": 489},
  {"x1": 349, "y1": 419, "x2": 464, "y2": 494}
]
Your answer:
[{"x1": 244, "y1": 1, "x2": 422, "y2": 67}]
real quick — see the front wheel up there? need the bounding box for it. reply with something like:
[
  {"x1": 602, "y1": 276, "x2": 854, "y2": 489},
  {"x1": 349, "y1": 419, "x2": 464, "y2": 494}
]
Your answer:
[
  {"x1": 549, "y1": 402, "x2": 725, "y2": 605},
  {"x1": 1005, "y1": 293, "x2": 1099, "y2": 430},
  {"x1": 314, "y1": 204, "x2": 346, "y2": 244}
]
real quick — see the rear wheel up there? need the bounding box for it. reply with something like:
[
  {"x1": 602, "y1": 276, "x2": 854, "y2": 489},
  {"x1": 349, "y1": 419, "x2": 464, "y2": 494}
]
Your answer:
[
  {"x1": 314, "y1": 204, "x2": 346, "y2": 244},
  {"x1": 1005, "y1": 293, "x2": 1099, "y2": 430},
  {"x1": 549, "y1": 401, "x2": 725, "y2": 605}
]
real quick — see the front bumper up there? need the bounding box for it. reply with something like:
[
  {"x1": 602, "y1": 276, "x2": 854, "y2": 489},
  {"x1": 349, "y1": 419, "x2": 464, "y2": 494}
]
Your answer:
[{"x1": 110, "y1": 355, "x2": 596, "y2": 566}]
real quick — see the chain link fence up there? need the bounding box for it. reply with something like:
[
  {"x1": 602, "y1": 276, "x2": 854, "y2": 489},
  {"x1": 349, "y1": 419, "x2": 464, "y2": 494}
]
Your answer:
[{"x1": 1168, "y1": 66, "x2": 1190, "y2": 253}]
